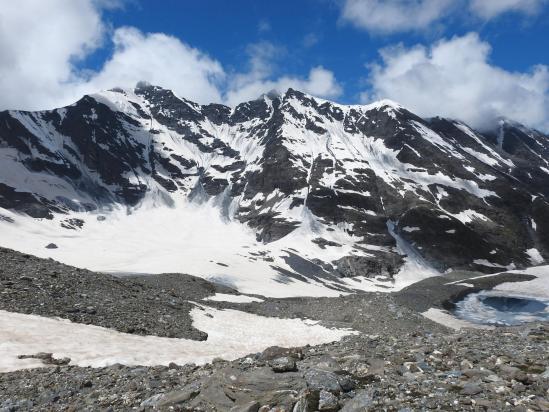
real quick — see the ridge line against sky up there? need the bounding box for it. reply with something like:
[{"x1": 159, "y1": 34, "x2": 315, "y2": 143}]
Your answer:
[{"x1": 0, "y1": 0, "x2": 547, "y2": 131}]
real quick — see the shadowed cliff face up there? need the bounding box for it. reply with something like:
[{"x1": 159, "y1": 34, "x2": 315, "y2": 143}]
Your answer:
[{"x1": 0, "y1": 84, "x2": 547, "y2": 278}]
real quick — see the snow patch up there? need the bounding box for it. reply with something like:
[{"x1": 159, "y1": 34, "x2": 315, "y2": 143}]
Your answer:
[
  {"x1": 0, "y1": 306, "x2": 355, "y2": 373},
  {"x1": 526, "y1": 248, "x2": 544, "y2": 265},
  {"x1": 422, "y1": 308, "x2": 493, "y2": 330}
]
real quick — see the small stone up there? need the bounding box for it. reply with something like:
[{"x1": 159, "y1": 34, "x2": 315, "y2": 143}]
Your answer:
[
  {"x1": 460, "y1": 359, "x2": 474, "y2": 369},
  {"x1": 460, "y1": 383, "x2": 483, "y2": 396},
  {"x1": 366, "y1": 358, "x2": 385, "y2": 375},
  {"x1": 293, "y1": 389, "x2": 318, "y2": 412},
  {"x1": 304, "y1": 369, "x2": 342, "y2": 393},
  {"x1": 535, "y1": 398, "x2": 549, "y2": 410},
  {"x1": 463, "y1": 368, "x2": 490, "y2": 379},
  {"x1": 340, "y1": 390, "x2": 373, "y2": 411},
  {"x1": 514, "y1": 372, "x2": 534, "y2": 385},
  {"x1": 270, "y1": 356, "x2": 297, "y2": 373},
  {"x1": 142, "y1": 387, "x2": 200, "y2": 407},
  {"x1": 230, "y1": 401, "x2": 261, "y2": 412},
  {"x1": 484, "y1": 374, "x2": 502, "y2": 383},
  {"x1": 318, "y1": 390, "x2": 339, "y2": 411},
  {"x1": 52, "y1": 357, "x2": 71, "y2": 366},
  {"x1": 80, "y1": 380, "x2": 93, "y2": 388},
  {"x1": 260, "y1": 346, "x2": 301, "y2": 361},
  {"x1": 85, "y1": 306, "x2": 96, "y2": 315},
  {"x1": 498, "y1": 365, "x2": 520, "y2": 379},
  {"x1": 475, "y1": 399, "x2": 493, "y2": 410}
]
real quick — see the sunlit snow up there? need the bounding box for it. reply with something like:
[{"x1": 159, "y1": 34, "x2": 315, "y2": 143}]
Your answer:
[{"x1": 0, "y1": 305, "x2": 355, "y2": 373}]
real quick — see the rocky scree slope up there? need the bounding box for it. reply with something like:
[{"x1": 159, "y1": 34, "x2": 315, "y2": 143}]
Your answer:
[
  {"x1": 0, "y1": 85, "x2": 548, "y2": 285},
  {"x1": 0, "y1": 247, "x2": 240, "y2": 340},
  {"x1": 1, "y1": 323, "x2": 548, "y2": 411}
]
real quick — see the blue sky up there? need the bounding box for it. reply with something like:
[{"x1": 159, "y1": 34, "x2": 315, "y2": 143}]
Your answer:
[
  {"x1": 0, "y1": 0, "x2": 548, "y2": 130},
  {"x1": 92, "y1": 0, "x2": 549, "y2": 102}
]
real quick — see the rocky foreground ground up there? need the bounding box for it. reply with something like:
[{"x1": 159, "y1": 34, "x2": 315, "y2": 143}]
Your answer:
[{"x1": 0, "y1": 247, "x2": 548, "y2": 411}]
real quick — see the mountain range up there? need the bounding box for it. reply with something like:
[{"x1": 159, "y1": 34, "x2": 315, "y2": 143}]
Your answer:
[{"x1": 0, "y1": 83, "x2": 547, "y2": 296}]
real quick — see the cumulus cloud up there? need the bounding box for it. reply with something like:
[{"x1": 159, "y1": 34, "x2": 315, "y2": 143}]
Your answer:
[
  {"x1": 339, "y1": 0, "x2": 455, "y2": 34},
  {"x1": 84, "y1": 28, "x2": 225, "y2": 104},
  {"x1": 0, "y1": 0, "x2": 105, "y2": 110},
  {"x1": 0, "y1": 0, "x2": 224, "y2": 108},
  {"x1": 0, "y1": 0, "x2": 341, "y2": 111},
  {"x1": 224, "y1": 42, "x2": 342, "y2": 106},
  {"x1": 366, "y1": 33, "x2": 549, "y2": 130},
  {"x1": 340, "y1": 0, "x2": 548, "y2": 34},
  {"x1": 469, "y1": 0, "x2": 548, "y2": 19},
  {"x1": 225, "y1": 66, "x2": 342, "y2": 106}
]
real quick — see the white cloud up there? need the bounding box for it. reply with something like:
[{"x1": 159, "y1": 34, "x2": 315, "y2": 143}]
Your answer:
[
  {"x1": 0, "y1": 0, "x2": 105, "y2": 110},
  {"x1": 225, "y1": 67, "x2": 342, "y2": 106},
  {"x1": 340, "y1": 0, "x2": 548, "y2": 34},
  {"x1": 0, "y1": 1, "x2": 341, "y2": 111},
  {"x1": 469, "y1": 0, "x2": 548, "y2": 19},
  {"x1": 367, "y1": 33, "x2": 549, "y2": 130},
  {"x1": 84, "y1": 27, "x2": 225, "y2": 104},
  {"x1": 340, "y1": 0, "x2": 455, "y2": 34},
  {"x1": 224, "y1": 43, "x2": 342, "y2": 106},
  {"x1": 0, "y1": 0, "x2": 223, "y2": 108}
]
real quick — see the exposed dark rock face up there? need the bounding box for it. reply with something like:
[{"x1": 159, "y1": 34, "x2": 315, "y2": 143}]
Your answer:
[{"x1": 0, "y1": 85, "x2": 547, "y2": 278}]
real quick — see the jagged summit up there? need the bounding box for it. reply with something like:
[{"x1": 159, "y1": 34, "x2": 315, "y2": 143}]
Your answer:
[
  {"x1": 0, "y1": 84, "x2": 547, "y2": 297},
  {"x1": 95, "y1": 83, "x2": 407, "y2": 118}
]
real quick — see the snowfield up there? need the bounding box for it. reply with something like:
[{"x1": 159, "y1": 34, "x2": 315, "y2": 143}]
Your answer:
[
  {"x1": 0, "y1": 199, "x2": 438, "y2": 298},
  {"x1": 494, "y1": 265, "x2": 549, "y2": 299},
  {"x1": 0, "y1": 305, "x2": 356, "y2": 373}
]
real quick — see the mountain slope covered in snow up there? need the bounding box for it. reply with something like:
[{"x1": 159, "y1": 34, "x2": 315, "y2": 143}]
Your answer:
[{"x1": 0, "y1": 84, "x2": 547, "y2": 296}]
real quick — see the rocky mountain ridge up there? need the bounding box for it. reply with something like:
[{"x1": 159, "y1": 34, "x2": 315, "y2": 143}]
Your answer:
[{"x1": 0, "y1": 84, "x2": 547, "y2": 291}]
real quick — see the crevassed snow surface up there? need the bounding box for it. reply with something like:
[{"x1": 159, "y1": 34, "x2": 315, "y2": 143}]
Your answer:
[{"x1": 0, "y1": 306, "x2": 355, "y2": 373}]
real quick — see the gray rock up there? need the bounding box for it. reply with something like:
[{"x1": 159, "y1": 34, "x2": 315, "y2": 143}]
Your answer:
[
  {"x1": 230, "y1": 401, "x2": 261, "y2": 412},
  {"x1": 460, "y1": 383, "x2": 483, "y2": 395},
  {"x1": 318, "y1": 390, "x2": 339, "y2": 411},
  {"x1": 260, "y1": 346, "x2": 302, "y2": 361},
  {"x1": 270, "y1": 356, "x2": 297, "y2": 373},
  {"x1": 141, "y1": 386, "x2": 199, "y2": 407},
  {"x1": 314, "y1": 356, "x2": 343, "y2": 373},
  {"x1": 340, "y1": 390, "x2": 373, "y2": 411},
  {"x1": 304, "y1": 369, "x2": 342, "y2": 393}
]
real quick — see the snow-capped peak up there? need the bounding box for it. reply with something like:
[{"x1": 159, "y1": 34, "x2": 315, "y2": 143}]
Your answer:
[{"x1": 0, "y1": 85, "x2": 547, "y2": 297}]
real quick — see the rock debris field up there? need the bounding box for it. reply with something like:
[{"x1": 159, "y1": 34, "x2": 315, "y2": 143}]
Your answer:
[{"x1": 0, "y1": 247, "x2": 547, "y2": 411}]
